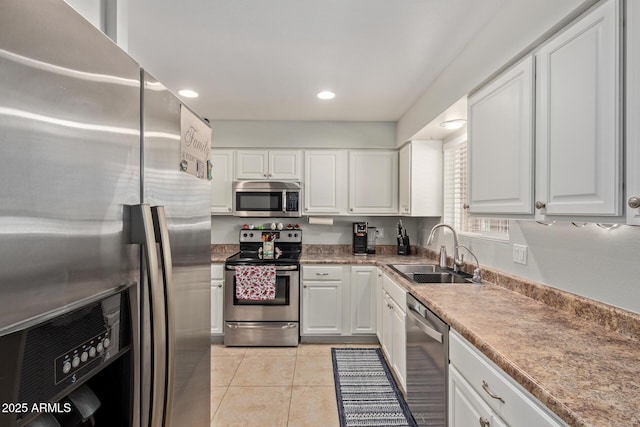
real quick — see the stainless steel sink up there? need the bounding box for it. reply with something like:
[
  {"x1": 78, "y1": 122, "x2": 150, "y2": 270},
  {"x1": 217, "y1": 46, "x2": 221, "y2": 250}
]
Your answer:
[{"x1": 389, "y1": 264, "x2": 473, "y2": 284}]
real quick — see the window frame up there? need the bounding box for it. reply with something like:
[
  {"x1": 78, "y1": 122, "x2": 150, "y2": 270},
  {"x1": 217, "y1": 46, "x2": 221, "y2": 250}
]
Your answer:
[{"x1": 442, "y1": 134, "x2": 509, "y2": 241}]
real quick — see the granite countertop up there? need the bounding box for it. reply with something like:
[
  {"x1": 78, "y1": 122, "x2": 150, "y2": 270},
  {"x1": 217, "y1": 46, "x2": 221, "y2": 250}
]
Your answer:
[
  {"x1": 213, "y1": 245, "x2": 640, "y2": 425},
  {"x1": 301, "y1": 251, "x2": 640, "y2": 427}
]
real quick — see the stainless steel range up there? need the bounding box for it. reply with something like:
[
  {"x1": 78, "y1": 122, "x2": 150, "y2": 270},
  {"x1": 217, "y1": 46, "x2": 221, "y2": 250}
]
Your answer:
[{"x1": 224, "y1": 229, "x2": 302, "y2": 346}]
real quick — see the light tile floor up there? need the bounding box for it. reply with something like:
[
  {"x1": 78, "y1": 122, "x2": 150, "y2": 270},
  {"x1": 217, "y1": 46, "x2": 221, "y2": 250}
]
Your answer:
[{"x1": 210, "y1": 343, "x2": 379, "y2": 427}]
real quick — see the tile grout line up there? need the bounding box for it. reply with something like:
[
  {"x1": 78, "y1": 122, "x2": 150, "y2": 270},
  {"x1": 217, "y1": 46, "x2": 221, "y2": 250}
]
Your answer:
[{"x1": 286, "y1": 347, "x2": 298, "y2": 425}]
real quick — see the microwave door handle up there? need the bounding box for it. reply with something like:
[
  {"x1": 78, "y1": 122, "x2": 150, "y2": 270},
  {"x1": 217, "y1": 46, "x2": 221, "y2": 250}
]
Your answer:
[
  {"x1": 129, "y1": 204, "x2": 166, "y2": 427},
  {"x1": 282, "y1": 190, "x2": 287, "y2": 214},
  {"x1": 151, "y1": 206, "x2": 174, "y2": 426}
]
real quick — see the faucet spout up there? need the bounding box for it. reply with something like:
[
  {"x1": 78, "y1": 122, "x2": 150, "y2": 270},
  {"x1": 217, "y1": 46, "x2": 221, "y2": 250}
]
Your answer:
[{"x1": 426, "y1": 223, "x2": 463, "y2": 272}]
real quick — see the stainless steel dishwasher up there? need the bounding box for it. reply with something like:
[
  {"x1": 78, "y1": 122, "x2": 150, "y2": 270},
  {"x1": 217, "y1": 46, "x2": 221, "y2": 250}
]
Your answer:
[{"x1": 406, "y1": 293, "x2": 449, "y2": 427}]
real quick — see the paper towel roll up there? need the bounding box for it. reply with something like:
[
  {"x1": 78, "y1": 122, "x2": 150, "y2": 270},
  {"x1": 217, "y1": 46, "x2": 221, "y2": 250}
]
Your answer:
[{"x1": 307, "y1": 217, "x2": 334, "y2": 225}]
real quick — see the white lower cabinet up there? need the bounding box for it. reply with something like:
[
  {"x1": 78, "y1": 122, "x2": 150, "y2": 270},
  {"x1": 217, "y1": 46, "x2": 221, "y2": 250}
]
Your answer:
[
  {"x1": 350, "y1": 266, "x2": 377, "y2": 335},
  {"x1": 380, "y1": 273, "x2": 407, "y2": 392},
  {"x1": 449, "y1": 330, "x2": 565, "y2": 427},
  {"x1": 211, "y1": 264, "x2": 224, "y2": 335},
  {"x1": 301, "y1": 265, "x2": 345, "y2": 335},
  {"x1": 450, "y1": 365, "x2": 508, "y2": 427},
  {"x1": 301, "y1": 265, "x2": 379, "y2": 337}
]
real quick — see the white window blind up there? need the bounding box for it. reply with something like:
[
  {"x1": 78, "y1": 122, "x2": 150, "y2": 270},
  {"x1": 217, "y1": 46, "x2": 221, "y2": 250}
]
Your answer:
[{"x1": 443, "y1": 138, "x2": 509, "y2": 239}]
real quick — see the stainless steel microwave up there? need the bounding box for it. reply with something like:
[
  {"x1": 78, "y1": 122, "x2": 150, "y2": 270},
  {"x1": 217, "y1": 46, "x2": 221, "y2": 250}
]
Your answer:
[{"x1": 232, "y1": 181, "x2": 302, "y2": 217}]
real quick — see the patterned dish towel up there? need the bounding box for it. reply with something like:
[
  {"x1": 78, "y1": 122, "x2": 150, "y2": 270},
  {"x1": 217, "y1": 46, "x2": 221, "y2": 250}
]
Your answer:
[{"x1": 235, "y1": 265, "x2": 277, "y2": 301}]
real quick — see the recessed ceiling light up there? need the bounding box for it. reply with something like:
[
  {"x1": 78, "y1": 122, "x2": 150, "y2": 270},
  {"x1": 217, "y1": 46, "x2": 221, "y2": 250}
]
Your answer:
[
  {"x1": 439, "y1": 119, "x2": 466, "y2": 130},
  {"x1": 178, "y1": 89, "x2": 199, "y2": 98},
  {"x1": 317, "y1": 91, "x2": 336, "y2": 100}
]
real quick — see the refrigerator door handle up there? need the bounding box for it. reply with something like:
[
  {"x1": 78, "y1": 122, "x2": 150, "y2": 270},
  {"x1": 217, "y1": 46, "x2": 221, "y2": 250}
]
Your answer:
[
  {"x1": 130, "y1": 204, "x2": 166, "y2": 427},
  {"x1": 151, "y1": 205, "x2": 175, "y2": 426}
]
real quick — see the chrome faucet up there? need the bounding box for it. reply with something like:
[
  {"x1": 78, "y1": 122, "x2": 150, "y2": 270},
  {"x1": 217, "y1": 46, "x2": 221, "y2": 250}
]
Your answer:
[{"x1": 426, "y1": 223, "x2": 463, "y2": 272}]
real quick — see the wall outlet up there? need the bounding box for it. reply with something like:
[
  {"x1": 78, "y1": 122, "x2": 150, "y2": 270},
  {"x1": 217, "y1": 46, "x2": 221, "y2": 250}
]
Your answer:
[
  {"x1": 513, "y1": 244, "x2": 528, "y2": 265},
  {"x1": 376, "y1": 228, "x2": 384, "y2": 238}
]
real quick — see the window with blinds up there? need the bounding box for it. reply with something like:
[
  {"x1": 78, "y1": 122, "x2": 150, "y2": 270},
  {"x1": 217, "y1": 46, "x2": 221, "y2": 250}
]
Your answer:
[{"x1": 443, "y1": 138, "x2": 509, "y2": 239}]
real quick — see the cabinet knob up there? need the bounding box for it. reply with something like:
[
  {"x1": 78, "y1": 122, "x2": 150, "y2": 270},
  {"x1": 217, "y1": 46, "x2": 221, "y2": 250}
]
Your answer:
[
  {"x1": 228, "y1": 207, "x2": 232, "y2": 212},
  {"x1": 628, "y1": 197, "x2": 640, "y2": 209},
  {"x1": 350, "y1": 208, "x2": 354, "y2": 212},
  {"x1": 535, "y1": 201, "x2": 546, "y2": 210},
  {"x1": 463, "y1": 204, "x2": 469, "y2": 210},
  {"x1": 479, "y1": 417, "x2": 490, "y2": 427}
]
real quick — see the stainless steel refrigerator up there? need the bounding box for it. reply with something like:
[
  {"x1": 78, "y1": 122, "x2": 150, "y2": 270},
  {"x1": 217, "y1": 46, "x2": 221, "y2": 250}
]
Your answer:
[{"x1": 0, "y1": 1, "x2": 211, "y2": 426}]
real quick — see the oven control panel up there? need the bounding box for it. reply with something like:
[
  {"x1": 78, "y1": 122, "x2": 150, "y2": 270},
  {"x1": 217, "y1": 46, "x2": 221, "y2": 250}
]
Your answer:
[{"x1": 240, "y1": 230, "x2": 302, "y2": 243}]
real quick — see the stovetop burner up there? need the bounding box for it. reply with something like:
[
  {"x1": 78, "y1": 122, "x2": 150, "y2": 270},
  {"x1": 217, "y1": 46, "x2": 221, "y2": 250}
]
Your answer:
[{"x1": 225, "y1": 228, "x2": 303, "y2": 266}]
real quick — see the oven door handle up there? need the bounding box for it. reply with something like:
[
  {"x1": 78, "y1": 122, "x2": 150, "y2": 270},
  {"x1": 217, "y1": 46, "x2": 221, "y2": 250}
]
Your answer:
[
  {"x1": 226, "y1": 322, "x2": 297, "y2": 329},
  {"x1": 225, "y1": 265, "x2": 298, "y2": 271}
]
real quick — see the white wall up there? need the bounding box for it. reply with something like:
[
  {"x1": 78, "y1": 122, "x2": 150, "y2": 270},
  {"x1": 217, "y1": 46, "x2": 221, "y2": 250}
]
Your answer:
[
  {"x1": 397, "y1": 0, "x2": 598, "y2": 145},
  {"x1": 213, "y1": 120, "x2": 396, "y2": 149}
]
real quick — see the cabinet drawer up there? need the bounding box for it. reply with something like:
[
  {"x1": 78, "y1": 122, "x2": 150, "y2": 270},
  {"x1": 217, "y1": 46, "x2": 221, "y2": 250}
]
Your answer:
[
  {"x1": 302, "y1": 265, "x2": 344, "y2": 281},
  {"x1": 382, "y1": 273, "x2": 406, "y2": 312},
  {"x1": 211, "y1": 264, "x2": 224, "y2": 280},
  {"x1": 450, "y1": 331, "x2": 563, "y2": 427}
]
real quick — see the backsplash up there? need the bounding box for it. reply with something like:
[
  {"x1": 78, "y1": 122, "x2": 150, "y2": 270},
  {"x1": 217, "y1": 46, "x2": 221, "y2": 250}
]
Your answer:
[{"x1": 210, "y1": 215, "x2": 439, "y2": 245}]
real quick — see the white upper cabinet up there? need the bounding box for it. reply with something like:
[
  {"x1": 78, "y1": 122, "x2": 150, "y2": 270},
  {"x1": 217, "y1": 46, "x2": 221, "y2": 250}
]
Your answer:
[
  {"x1": 348, "y1": 151, "x2": 398, "y2": 214},
  {"x1": 235, "y1": 150, "x2": 302, "y2": 180},
  {"x1": 304, "y1": 150, "x2": 348, "y2": 215},
  {"x1": 210, "y1": 149, "x2": 234, "y2": 214},
  {"x1": 399, "y1": 140, "x2": 443, "y2": 217},
  {"x1": 467, "y1": 56, "x2": 535, "y2": 216},
  {"x1": 627, "y1": 0, "x2": 640, "y2": 225},
  {"x1": 536, "y1": 0, "x2": 622, "y2": 219}
]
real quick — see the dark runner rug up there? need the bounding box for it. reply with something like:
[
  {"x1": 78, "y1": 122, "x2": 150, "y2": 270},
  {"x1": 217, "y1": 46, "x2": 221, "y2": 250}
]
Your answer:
[{"x1": 331, "y1": 348, "x2": 418, "y2": 427}]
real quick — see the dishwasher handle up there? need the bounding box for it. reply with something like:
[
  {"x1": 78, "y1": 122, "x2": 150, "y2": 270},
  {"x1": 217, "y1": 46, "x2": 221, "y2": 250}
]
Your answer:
[{"x1": 407, "y1": 306, "x2": 443, "y2": 343}]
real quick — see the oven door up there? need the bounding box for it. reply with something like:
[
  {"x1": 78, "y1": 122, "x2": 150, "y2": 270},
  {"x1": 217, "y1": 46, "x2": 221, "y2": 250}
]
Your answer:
[{"x1": 224, "y1": 265, "x2": 299, "y2": 321}]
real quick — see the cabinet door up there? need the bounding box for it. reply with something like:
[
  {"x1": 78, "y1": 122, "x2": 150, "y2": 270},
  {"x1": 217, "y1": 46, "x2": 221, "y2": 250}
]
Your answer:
[
  {"x1": 375, "y1": 269, "x2": 383, "y2": 342},
  {"x1": 536, "y1": 0, "x2": 622, "y2": 217},
  {"x1": 398, "y1": 144, "x2": 411, "y2": 214},
  {"x1": 236, "y1": 150, "x2": 268, "y2": 179},
  {"x1": 210, "y1": 150, "x2": 234, "y2": 214},
  {"x1": 350, "y1": 266, "x2": 377, "y2": 335},
  {"x1": 304, "y1": 150, "x2": 347, "y2": 214},
  {"x1": 449, "y1": 365, "x2": 508, "y2": 427},
  {"x1": 269, "y1": 150, "x2": 301, "y2": 180},
  {"x1": 301, "y1": 281, "x2": 342, "y2": 335},
  {"x1": 627, "y1": 0, "x2": 640, "y2": 225},
  {"x1": 211, "y1": 279, "x2": 224, "y2": 335},
  {"x1": 380, "y1": 292, "x2": 394, "y2": 362},
  {"x1": 349, "y1": 151, "x2": 398, "y2": 214},
  {"x1": 390, "y1": 297, "x2": 406, "y2": 392},
  {"x1": 468, "y1": 56, "x2": 535, "y2": 215}
]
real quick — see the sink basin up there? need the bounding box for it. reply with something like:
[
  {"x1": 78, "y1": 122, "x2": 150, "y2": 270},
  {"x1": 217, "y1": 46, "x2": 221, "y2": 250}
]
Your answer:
[{"x1": 389, "y1": 264, "x2": 473, "y2": 284}]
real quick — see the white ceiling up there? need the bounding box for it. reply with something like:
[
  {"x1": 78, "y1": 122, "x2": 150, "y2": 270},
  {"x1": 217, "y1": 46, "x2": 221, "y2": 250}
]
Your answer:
[{"x1": 127, "y1": 0, "x2": 505, "y2": 122}]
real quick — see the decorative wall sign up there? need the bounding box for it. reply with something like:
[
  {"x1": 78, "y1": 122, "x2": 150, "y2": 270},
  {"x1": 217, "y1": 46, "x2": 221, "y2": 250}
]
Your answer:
[{"x1": 180, "y1": 106, "x2": 211, "y2": 179}]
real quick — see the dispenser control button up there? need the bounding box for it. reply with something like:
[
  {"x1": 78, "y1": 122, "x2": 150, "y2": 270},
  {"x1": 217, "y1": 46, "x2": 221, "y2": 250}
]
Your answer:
[
  {"x1": 72, "y1": 356, "x2": 80, "y2": 368},
  {"x1": 103, "y1": 338, "x2": 111, "y2": 348},
  {"x1": 89, "y1": 347, "x2": 96, "y2": 358},
  {"x1": 80, "y1": 352, "x2": 88, "y2": 363},
  {"x1": 63, "y1": 362, "x2": 72, "y2": 374},
  {"x1": 97, "y1": 343, "x2": 104, "y2": 353}
]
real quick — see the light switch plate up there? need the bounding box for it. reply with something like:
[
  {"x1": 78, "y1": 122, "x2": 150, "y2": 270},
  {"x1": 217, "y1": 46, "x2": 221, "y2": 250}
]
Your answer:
[
  {"x1": 376, "y1": 228, "x2": 384, "y2": 238},
  {"x1": 513, "y1": 244, "x2": 528, "y2": 265}
]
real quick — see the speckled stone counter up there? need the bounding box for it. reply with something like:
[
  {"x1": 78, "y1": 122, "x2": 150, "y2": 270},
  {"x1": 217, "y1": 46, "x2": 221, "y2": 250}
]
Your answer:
[{"x1": 298, "y1": 245, "x2": 640, "y2": 427}]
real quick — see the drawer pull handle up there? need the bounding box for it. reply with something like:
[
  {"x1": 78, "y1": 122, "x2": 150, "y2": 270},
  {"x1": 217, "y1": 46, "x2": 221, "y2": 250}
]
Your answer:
[
  {"x1": 479, "y1": 416, "x2": 490, "y2": 427},
  {"x1": 482, "y1": 380, "x2": 505, "y2": 403},
  {"x1": 315, "y1": 272, "x2": 329, "y2": 276}
]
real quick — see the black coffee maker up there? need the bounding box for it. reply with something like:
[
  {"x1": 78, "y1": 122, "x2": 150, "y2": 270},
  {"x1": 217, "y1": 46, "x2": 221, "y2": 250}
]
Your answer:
[{"x1": 353, "y1": 222, "x2": 368, "y2": 255}]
